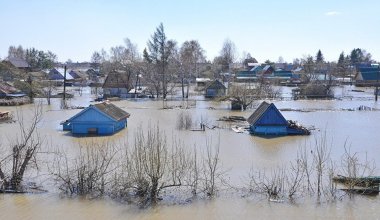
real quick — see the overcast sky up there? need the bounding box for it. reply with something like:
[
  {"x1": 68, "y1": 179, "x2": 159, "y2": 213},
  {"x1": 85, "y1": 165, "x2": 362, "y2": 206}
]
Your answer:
[{"x1": 1, "y1": 0, "x2": 379, "y2": 63}]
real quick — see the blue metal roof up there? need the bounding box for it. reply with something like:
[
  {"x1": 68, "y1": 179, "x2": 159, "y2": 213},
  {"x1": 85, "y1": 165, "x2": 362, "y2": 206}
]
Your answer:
[
  {"x1": 358, "y1": 67, "x2": 380, "y2": 80},
  {"x1": 236, "y1": 71, "x2": 257, "y2": 78},
  {"x1": 273, "y1": 70, "x2": 293, "y2": 77}
]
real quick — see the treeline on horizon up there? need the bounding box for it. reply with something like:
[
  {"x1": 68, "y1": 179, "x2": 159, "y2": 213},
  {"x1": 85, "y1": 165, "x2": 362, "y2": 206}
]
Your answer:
[{"x1": 3, "y1": 23, "x2": 377, "y2": 73}]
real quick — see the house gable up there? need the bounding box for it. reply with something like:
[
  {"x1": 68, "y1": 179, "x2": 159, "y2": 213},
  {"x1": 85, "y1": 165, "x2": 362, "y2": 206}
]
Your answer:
[
  {"x1": 68, "y1": 106, "x2": 117, "y2": 123},
  {"x1": 248, "y1": 102, "x2": 287, "y2": 126},
  {"x1": 205, "y1": 80, "x2": 226, "y2": 97},
  {"x1": 102, "y1": 71, "x2": 132, "y2": 89},
  {"x1": 205, "y1": 80, "x2": 226, "y2": 90},
  {"x1": 255, "y1": 104, "x2": 287, "y2": 126}
]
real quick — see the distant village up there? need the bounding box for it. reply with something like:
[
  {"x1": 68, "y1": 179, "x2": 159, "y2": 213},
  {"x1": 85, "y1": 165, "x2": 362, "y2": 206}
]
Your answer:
[{"x1": 0, "y1": 45, "x2": 379, "y2": 107}]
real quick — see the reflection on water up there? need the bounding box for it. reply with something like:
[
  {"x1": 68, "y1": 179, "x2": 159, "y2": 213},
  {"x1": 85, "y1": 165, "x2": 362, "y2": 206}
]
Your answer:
[{"x1": 0, "y1": 86, "x2": 380, "y2": 219}]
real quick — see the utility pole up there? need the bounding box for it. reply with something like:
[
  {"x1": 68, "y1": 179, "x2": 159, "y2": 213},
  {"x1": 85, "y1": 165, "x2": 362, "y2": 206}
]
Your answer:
[
  {"x1": 63, "y1": 65, "x2": 67, "y2": 108},
  {"x1": 376, "y1": 65, "x2": 379, "y2": 101}
]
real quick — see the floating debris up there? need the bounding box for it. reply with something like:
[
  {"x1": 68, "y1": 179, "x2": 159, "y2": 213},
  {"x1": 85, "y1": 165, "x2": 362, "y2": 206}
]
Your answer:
[
  {"x1": 231, "y1": 125, "x2": 249, "y2": 133},
  {"x1": 287, "y1": 120, "x2": 311, "y2": 135},
  {"x1": 218, "y1": 116, "x2": 246, "y2": 122},
  {"x1": 357, "y1": 105, "x2": 377, "y2": 111},
  {"x1": 0, "y1": 111, "x2": 13, "y2": 123}
]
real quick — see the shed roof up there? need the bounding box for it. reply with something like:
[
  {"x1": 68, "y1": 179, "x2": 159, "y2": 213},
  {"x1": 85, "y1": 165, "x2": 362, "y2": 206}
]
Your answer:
[
  {"x1": 247, "y1": 101, "x2": 271, "y2": 125},
  {"x1": 66, "y1": 102, "x2": 130, "y2": 123},
  {"x1": 262, "y1": 65, "x2": 273, "y2": 72},
  {"x1": 7, "y1": 58, "x2": 29, "y2": 68},
  {"x1": 93, "y1": 102, "x2": 130, "y2": 121},
  {"x1": 102, "y1": 71, "x2": 133, "y2": 89},
  {"x1": 205, "y1": 80, "x2": 226, "y2": 90},
  {"x1": 358, "y1": 67, "x2": 380, "y2": 81},
  {"x1": 69, "y1": 70, "x2": 81, "y2": 79},
  {"x1": 48, "y1": 68, "x2": 74, "y2": 80}
]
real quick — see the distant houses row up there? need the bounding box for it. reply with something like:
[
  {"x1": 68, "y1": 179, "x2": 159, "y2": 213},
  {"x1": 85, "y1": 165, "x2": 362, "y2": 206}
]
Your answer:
[{"x1": 1, "y1": 57, "x2": 380, "y2": 100}]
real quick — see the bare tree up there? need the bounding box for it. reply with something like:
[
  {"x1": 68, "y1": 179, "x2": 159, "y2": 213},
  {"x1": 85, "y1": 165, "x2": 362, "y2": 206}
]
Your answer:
[
  {"x1": 179, "y1": 40, "x2": 206, "y2": 98},
  {"x1": 201, "y1": 137, "x2": 226, "y2": 197},
  {"x1": 286, "y1": 158, "x2": 304, "y2": 199},
  {"x1": 50, "y1": 142, "x2": 119, "y2": 197},
  {"x1": 301, "y1": 55, "x2": 315, "y2": 83},
  {"x1": 339, "y1": 144, "x2": 376, "y2": 197},
  {"x1": 218, "y1": 39, "x2": 237, "y2": 72},
  {"x1": 176, "y1": 111, "x2": 193, "y2": 130},
  {"x1": 248, "y1": 167, "x2": 286, "y2": 200},
  {"x1": 226, "y1": 81, "x2": 280, "y2": 110},
  {"x1": 129, "y1": 125, "x2": 192, "y2": 204},
  {"x1": 0, "y1": 103, "x2": 43, "y2": 191},
  {"x1": 227, "y1": 82, "x2": 257, "y2": 110},
  {"x1": 7, "y1": 45, "x2": 25, "y2": 59},
  {"x1": 312, "y1": 134, "x2": 331, "y2": 199}
]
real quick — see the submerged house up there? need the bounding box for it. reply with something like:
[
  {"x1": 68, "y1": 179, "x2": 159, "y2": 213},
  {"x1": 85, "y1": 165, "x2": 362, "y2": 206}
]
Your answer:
[
  {"x1": 355, "y1": 67, "x2": 380, "y2": 86},
  {"x1": 205, "y1": 80, "x2": 226, "y2": 98},
  {"x1": 62, "y1": 102, "x2": 130, "y2": 135},
  {"x1": 102, "y1": 71, "x2": 133, "y2": 98},
  {"x1": 247, "y1": 101, "x2": 309, "y2": 136}
]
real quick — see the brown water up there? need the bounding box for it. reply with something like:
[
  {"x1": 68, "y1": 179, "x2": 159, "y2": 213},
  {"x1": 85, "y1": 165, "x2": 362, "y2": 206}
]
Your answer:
[{"x1": 1, "y1": 86, "x2": 380, "y2": 219}]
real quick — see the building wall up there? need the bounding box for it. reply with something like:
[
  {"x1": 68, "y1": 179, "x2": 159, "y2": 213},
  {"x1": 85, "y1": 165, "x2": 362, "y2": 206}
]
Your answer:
[
  {"x1": 72, "y1": 122, "x2": 114, "y2": 134},
  {"x1": 206, "y1": 88, "x2": 225, "y2": 98},
  {"x1": 64, "y1": 107, "x2": 127, "y2": 135},
  {"x1": 103, "y1": 88, "x2": 129, "y2": 98},
  {"x1": 250, "y1": 125, "x2": 287, "y2": 135}
]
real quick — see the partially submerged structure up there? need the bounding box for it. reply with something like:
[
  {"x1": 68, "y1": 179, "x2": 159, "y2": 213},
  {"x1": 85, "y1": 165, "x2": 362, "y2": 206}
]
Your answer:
[
  {"x1": 247, "y1": 101, "x2": 310, "y2": 136},
  {"x1": 205, "y1": 80, "x2": 226, "y2": 98},
  {"x1": 102, "y1": 71, "x2": 133, "y2": 98},
  {"x1": 355, "y1": 67, "x2": 380, "y2": 86},
  {"x1": 62, "y1": 102, "x2": 130, "y2": 135}
]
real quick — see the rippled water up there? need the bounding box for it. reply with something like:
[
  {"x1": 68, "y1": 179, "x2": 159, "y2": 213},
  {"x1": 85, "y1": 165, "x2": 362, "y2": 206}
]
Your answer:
[{"x1": 1, "y1": 85, "x2": 380, "y2": 219}]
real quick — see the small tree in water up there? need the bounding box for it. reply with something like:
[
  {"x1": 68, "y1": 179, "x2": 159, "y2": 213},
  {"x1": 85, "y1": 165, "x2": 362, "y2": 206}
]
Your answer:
[{"x1": 0, "y1": 103, "x2": 43, "y2": 191}]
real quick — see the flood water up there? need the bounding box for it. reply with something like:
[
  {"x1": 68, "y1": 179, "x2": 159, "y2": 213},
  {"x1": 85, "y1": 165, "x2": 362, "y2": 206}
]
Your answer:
[{"x1": 1, "y1": 85, "x2": 380, "y2": 219}]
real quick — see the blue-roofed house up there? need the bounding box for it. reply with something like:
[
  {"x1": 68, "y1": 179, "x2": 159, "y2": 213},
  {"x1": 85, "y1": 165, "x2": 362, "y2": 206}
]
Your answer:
[
  {"x1": 355, "y1": 67, "x2": 380, "y2": 86},
  {"x1": 247, "y1": 102, "x2": 310, "y2": 136},
  {"x1": 62, "y1": 102, "x2": 130, "y2": 135},
  {"x1": 261, "y1": 65, "x2": 274, "y2": 76},
  {"x1": 236, "y1": 65, "x2": 263, "y2": 81},
  {"x1": 273, "y1": 70, "x2": 293, "y2": 78},
  {"x1": 48, "y1": 68, "x2": 64, "y2": 80}
]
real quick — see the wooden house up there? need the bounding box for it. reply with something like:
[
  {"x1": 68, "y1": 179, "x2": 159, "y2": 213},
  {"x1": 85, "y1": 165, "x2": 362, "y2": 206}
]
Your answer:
[
  {"x1": 86, "y1": 68, "x2": 99, "y2": 82},
  {"x1": 3, "y1": 58, "x2": 30, "y2": 71},
  {"x1": 62, "y1": 102, "x2": 130, "y2": 135},
  {"x1": 247, "y1": 101, "x2": 309, "y2": 136},
  {"x1": 102, "y1": 71, "x2": 133, "y2": 98},
  {"x1": 205, "y1": 80, "x2": 226, "y2": 98}
]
